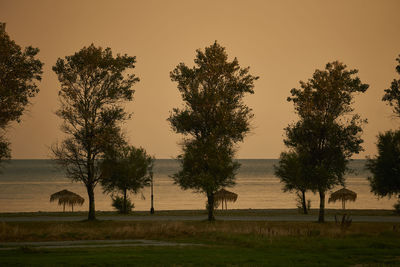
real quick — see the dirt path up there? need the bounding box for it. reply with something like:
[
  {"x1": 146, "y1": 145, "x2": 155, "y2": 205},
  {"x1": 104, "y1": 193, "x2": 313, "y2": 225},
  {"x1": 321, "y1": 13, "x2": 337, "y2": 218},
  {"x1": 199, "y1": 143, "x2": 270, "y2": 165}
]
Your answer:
[
  {"x1": 1, "y1": 215, "x2": 400, "y2": 222},
  {"x1": 0, "y1": 239, "x2": 201, "y2": 250}
]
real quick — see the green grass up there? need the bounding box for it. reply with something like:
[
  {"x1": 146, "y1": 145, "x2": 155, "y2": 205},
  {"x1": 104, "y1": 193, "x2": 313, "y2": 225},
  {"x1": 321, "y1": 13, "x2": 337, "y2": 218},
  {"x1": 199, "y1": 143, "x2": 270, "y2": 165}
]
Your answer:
[
  {"x1": 1, "y1": 220, "x2": 400, "y2": 265},
  {"x1": 1, "y1": 234, "x2": 400, "y2": 266}
]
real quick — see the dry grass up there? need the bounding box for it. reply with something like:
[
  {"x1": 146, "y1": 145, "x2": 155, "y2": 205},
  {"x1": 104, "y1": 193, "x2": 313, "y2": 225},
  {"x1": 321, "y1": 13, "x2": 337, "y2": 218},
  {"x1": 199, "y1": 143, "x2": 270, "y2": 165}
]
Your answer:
[{"x1": 1, "y1": 220, "x2": 399, "y2": 243}]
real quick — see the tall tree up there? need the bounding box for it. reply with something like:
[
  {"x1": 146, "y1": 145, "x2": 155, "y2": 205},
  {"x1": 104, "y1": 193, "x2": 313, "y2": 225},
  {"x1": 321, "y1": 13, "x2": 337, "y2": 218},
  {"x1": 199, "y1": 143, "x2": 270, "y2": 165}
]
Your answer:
[
  {"x1": 367, "y1": 55, "x2": 400, "y2": 201},
  {"x1": 168, "y1": 42, "x2": 258, "y2": 221},
  {"x1": 52, "y1": 44, "x2": 139, "y2": 220},
  {"x1": 274, "y1": 151, "x2": 311, "y2": 214},
  {"x1": 0, "y1": 22, "x2": 43, "y2": 164},
  {"x1": 285, "y1": 61, "x2": 368, "y2": 222},
  {"x1": 101, "y1": 146, "x2": 154, "y2": 214}
]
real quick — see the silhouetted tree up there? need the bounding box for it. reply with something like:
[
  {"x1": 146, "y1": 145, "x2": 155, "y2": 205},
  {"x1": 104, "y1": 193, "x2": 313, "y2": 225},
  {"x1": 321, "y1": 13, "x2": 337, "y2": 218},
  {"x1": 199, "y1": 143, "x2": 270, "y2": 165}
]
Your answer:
[
  {"x1": 101, "y1": 146, "x2": 154, "y2": 214},
  {"x1": 168, "y1": 42, "x2": 258, "y2": 221},
  {"x1": 52, "y1": 44, "x2": 139, "y2": 220},
  {"x1": 367, "y1": 56, "x2": 400, "y2": 204},
  {"x1": 0, "y1": 22, "x2": 43, "y2": 164},
  {"x1": 382, "y1": 55, "x2": 400, "y2": 117},
  {"x1": 285, "y1": 61, "x2": 368, "y2": 222},
  {"x1": 274, "y1": 151, "x2": 310, "y2": 214},
  {"x1": 367, "y1": 131, "x2": 400, "y2": 199}
]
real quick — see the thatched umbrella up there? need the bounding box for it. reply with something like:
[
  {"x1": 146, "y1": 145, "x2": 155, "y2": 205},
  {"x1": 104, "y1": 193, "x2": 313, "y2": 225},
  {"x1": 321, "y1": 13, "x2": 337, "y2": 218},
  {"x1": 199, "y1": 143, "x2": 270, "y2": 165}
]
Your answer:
[
  {"x1": 214, "y1": 189, "x2": 238, "y2": 210},
  {"x1": 50, "y1": 189, "x2": 85, "y2": 212},
  {"x1": 328, "y1": 188, "x2": 357, "y2": 210}
]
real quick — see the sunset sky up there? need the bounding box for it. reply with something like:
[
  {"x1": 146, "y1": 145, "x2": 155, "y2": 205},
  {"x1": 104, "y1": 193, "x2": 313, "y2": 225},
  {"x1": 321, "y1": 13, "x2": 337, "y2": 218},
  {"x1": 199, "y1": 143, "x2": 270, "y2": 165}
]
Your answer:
[{"x1": 1, "y1": 0, "x2": 399, "y2": 159}]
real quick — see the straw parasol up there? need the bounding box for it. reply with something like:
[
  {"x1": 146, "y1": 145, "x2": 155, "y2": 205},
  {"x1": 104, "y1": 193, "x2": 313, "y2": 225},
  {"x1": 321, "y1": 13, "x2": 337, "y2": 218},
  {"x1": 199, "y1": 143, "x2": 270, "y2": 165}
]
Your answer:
[
  {"x1": 214, "y1": 189, "x2": 238, "y2": 210},
  {"x1": 328, "y1": 188, "x2": 357, "y2": 210},
  {"x1": 50, "y1": 189, "x2": 85, "y2": 212}
]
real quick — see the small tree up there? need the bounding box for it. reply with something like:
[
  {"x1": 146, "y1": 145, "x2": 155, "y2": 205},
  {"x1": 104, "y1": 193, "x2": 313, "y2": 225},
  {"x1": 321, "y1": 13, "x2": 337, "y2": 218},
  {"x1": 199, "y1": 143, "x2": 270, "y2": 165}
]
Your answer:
[
  {"x1": 0, "y1": 22, "x2": 43, "y2": 164},
  {"x1": 168, "y1": 42, "x2": 258, "y2": 221},
  {"x1": 101, "y1": 146, "x2": 154, "y2": 214},
  {"x1": 52, "y1": 44, "x2": 139, "y2": 220},
  {"x1": 274, "y1": 151, "x2": 311, "y2": 214},
  {"x1": 285, "y1": 61, "x2": 368, "y2": 222},
  {"x1": 367, "y1": 55, "x2": 400, "y2": 205}
]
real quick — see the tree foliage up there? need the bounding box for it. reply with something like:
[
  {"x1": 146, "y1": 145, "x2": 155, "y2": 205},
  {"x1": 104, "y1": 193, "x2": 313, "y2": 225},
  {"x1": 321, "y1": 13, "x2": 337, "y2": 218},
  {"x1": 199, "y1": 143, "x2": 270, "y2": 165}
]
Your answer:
[
  {"x1": 274, "y1": 151, "x2": 310, "y2": 214},
  {"x1": 168, "y1": 41, "x2": 258, "y2": 221},
  {"x1": 52, "y1": 44, "x2": 138, "y2": 220},
  {"x1": 382, "y1": 55, "x2": 400, "y2": 116},
  {"x1": 367, "y1": 55, "x2": 400, "y2": 202},
  {"x1": 101, "y1": 146, "x2": 154, "y2": 214},
  {"x1": 367, "y1": 131, "x2": 400, "y2": 198},
  {"x1": 285, "y1": 61, "x2": 368, "y2": 222},
  {"x1": 0, "y1": 22, "x2": 43, "y2": 163}
]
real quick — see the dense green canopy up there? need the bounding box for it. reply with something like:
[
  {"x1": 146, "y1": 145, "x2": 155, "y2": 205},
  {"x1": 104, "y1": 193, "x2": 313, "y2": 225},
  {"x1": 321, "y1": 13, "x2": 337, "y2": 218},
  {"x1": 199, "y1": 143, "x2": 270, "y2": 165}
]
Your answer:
[
  {"x1": 367, "y1": 130, "x2": 400, "y2": 199},
  {"x1": 169, "y1": 41, "x2": 257, "y2": 221},
  {"x1": 285, "y1": 61, "x2": 368, "y2": 222},
  {"x1": 52, "y1": 44, "x2": 138, "y2": 220},
  {"x1": 0, "y1": 22, "x2": 43, "y2": 164}
]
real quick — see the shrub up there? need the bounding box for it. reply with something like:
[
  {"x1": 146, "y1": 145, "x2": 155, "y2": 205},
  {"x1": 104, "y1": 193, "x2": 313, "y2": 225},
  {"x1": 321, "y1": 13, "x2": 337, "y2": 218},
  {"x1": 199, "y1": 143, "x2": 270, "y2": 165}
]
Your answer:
[
  {"x1": 111, "y1": 195, "x2": 134, "y2": 213},
  {"x1": 394, "y1": 198, "x2": 400, "y2": 215}
]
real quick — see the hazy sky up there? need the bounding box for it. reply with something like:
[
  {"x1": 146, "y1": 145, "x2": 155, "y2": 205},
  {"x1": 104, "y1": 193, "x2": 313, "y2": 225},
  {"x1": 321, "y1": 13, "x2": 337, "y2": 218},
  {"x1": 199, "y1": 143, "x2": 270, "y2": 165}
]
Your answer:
[{"x1": 1, "y1": 0, "x2": 399, "y2": 159}]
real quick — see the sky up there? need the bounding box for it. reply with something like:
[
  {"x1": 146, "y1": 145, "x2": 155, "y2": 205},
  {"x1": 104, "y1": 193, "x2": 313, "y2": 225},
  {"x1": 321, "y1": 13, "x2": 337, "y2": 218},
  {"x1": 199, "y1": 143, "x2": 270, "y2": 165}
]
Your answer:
[{"x1": 0, "y1": 0, "x2": 399, "y2": 159}]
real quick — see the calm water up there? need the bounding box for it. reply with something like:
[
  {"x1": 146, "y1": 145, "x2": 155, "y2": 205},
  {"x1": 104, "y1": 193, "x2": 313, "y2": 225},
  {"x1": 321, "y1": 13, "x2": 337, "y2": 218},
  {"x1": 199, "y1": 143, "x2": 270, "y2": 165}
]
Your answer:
[{"x1": 0, "y1": 159, "x2": 397, "y2": 212}]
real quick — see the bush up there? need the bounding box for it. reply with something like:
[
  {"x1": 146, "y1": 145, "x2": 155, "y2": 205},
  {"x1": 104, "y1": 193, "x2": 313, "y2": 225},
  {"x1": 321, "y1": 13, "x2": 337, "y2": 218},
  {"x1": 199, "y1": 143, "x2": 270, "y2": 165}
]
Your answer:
[
  {"x1": 111, "y1": 195, "x2": 134, "y2": 214},
  {"x1": 394, "y1": 198, "x2": 400, "y2": 215}
]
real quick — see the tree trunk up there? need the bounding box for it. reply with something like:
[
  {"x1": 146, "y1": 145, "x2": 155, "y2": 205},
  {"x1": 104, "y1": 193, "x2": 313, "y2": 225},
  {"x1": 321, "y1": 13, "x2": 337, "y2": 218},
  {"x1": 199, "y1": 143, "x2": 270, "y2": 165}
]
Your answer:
[
  {"x1": 86, "y1": 184, "x2": 96, "y2": 220},
  {"x1": 302, "y1": 190, "x2": 308, "y2": 214},
  {"x1": 123, "y1": 189, "x2": 127, "y2": 214},
  {"x1": 318, "y1": 190, "x2": 325, "y2": 223},
  {"x1": 207, "y1": 193, "x2": 215, "y2": 221}
]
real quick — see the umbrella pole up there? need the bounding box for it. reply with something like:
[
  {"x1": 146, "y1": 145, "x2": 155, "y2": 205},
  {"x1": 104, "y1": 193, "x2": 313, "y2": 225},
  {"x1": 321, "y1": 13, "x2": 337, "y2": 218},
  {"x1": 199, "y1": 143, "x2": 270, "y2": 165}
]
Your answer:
[{"x1": 63, "y1": 203, "x2": 65, "y2": 212}]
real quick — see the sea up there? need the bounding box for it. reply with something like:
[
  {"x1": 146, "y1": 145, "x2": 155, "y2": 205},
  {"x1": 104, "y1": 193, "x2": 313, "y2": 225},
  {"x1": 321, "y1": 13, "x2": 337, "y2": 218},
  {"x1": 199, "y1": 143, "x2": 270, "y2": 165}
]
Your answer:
[{"x1": 0, "y1": 159, "x2": 397, "y2": 212}]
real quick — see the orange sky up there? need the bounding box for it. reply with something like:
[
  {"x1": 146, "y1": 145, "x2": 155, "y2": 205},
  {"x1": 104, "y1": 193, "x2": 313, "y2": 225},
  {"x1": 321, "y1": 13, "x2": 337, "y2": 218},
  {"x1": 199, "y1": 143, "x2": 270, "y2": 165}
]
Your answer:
[{"x1": 1, "y1": 0, "x2": 399, "y2": 159}]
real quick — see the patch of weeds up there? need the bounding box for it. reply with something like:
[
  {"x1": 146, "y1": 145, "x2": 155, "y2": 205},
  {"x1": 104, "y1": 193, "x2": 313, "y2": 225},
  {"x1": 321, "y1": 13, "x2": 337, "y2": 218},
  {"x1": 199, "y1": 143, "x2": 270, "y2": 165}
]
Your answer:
[
  {"x1": 369, "y1": 241, "x2": 392, "y2": 249},
  {"x1": 18, "y1": 246, "x2": 39, "y2": 253},
  {"x1": 306, "y1": 229, "x2": 321, "y2": 237}
]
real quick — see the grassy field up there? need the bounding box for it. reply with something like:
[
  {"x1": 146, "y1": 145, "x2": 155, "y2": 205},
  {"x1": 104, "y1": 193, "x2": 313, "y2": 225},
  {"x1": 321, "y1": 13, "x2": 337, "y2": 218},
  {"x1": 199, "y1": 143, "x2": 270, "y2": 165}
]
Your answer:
[{"x1": 1, "y1": 220, "x2": 400, "y2": 266}]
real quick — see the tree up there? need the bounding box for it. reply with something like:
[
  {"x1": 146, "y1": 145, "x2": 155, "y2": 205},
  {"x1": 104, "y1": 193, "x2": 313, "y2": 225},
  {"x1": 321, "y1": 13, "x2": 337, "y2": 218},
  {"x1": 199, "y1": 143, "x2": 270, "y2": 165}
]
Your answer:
[
  {"x1": 52, "y1": 44, "x2": 139, "y2": 220},
  {"x1": 100, "y1": 146, "x2": 154, "y2": 214},
  {"x1": 0, "y1": 22, "x2": 43, "y2": 164},
  {"x1": 367, "y1": 55, "x2": 400, "y2": 202},
  {"x1": 285, "y1": 61, "x2": 368, "y2": 222},
  {"x1": 367, "y1": 131, "x2": 400, "y2": 199},
  {"x1": 382, "y1": 54, "x2": 400, "y2": 117},
  {"x1": 168, "y1": 41, "x2": 258, "y2": 221},
  {"x1": 274, "y1": 151, "x2": 311, "y2": 214}
]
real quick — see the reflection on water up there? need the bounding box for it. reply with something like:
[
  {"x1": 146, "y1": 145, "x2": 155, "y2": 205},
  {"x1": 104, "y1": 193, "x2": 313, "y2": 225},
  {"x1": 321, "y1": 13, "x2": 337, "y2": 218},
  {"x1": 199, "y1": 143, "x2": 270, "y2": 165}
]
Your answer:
[{"x1": 0, "y1": 159, "x2": 397, "y2": 212}]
